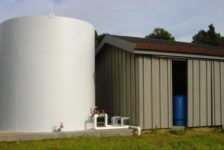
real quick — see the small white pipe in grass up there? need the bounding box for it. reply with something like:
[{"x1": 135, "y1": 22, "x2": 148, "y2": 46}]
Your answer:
[
  {"x1": 129, "y1": 126, "x2": 141, "y2": 136},
  {"x1": 93, "y1": 114, "x2": 141, "y2": 136}
]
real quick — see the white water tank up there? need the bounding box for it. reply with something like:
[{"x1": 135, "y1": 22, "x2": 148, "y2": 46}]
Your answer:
[{"x1": 0, "y1": 16, "x2": 95, "y2": 132}]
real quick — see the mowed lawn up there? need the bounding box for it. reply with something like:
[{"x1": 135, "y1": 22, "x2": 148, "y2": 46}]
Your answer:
[{"x1": 0, "y1": 128, "x2": 224, "y2": 150}]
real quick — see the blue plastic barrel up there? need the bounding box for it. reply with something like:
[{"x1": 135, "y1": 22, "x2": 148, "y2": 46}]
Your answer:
[{"x1": 173, "y1": 95, "x2": 186, "y2": 126}]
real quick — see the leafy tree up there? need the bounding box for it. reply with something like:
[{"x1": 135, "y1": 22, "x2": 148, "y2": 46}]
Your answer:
[
  {"x1": 192, "y1": 24, "x2": 222, "y2": 46},
  {"x1": 95, "y1": 30, "x2": 99, "y2": 46},
  {"x1": 145, "y1": 28, "x2": 175, "y2": 41}
]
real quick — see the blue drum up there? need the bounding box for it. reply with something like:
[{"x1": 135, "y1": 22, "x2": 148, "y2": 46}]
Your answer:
[{"x1": 173, "y1": 95, "x2": 186, "y2": 126}]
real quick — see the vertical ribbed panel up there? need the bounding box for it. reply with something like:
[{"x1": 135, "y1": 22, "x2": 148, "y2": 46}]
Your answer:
[
  {"x1": 212, "y1": 61, "x2": 222, "y2": 126},
  {"x1": 126, "y1": 53, "x2": 131, "y2": 121},
  {"x1": 221, "y1": 62, "x2": 224, "y2": 127},
  {"x1": 187, "y1": 60, "x2": 193, "y2": 127},
  {"x1": 95, "y1": 45, "x2": 138, "y2": 125},
  {"x1": 143, "y1": 57, "x2": 152, "y2": 129},
  {"x1": 122, "y1": 51, "x2": 127, "y2": 116},
  {"x1": 131, "y1": 54, "x2": 137, "y2": 125},
  {"x1": 138, "y1": 56, "x2": 144, "y2": 127},
  {"x1": 137, "y1": 56, "x2": 172, "y2": 129},
  {"x1": 188, "y1": 59, "x2": 213, "y2": 127},
  {"x1": 206, "y1": 61, "x2": 212, "y2": 126}
]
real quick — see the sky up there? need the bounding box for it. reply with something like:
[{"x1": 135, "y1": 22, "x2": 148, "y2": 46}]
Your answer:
[{"x1": 0, "y1": 0, "x2": 223, "y2": 42}]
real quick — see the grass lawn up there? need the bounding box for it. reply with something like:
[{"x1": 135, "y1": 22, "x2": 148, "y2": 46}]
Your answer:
[{"x1": 0, "y1": 128, "x2": 224, "y2": 150}]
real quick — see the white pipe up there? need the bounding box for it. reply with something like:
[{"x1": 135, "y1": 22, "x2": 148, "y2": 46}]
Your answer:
[
  {"x1": 129, "y1": 126, "x2": 141, "y2": 136},
  {"x1": 93, "y1": 114, "x2": 141, "y2": 136},
  {"x1": 94, "y1": 125, "x2": 129, "y2": 130},
  {"x1": 93, "y1": 114, "x2": 99, "y2": 129},
  {"x1": 93, "y1": 113, "x2": 108, "y2": 129},
  {"x1": 121, "y1": 117, "x2": 129, "y2": 126},
  {"x1": 111, "y1": 116, "x2": 121, "y2": 125},
  {"x1": 104, "y1": 114, "x2": 108, "y2": 127}
]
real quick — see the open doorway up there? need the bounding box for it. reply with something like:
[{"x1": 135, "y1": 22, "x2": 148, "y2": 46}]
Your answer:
[
  {"x1": 172, "y1": 60, "x2": 187, "y2": 96},
  {"x1": 172, "y1": 60, "x2": 187, "y2": 126}
]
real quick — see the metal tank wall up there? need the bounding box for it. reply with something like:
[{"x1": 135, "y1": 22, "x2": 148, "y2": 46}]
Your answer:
[{"x1": 0, "y1": 16, "x2": 95, "y2": 132}]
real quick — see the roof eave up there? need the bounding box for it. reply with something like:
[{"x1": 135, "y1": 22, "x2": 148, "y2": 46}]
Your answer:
[
  {"x1": 96, "y1": 35, "x2": 135, "y2": 55},
  {"x1": 96, "y1": 35, "x2": 224, "y2": 60},
  {"x1": 135, "y1": 49, "x2": 224, "y2": 60}
]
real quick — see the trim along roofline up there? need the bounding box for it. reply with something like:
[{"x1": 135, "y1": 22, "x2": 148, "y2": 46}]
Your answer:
[
  {"x1": 96, "y1": 34, "x2": 135, "y2": 54},
  {"x1": 96, "y1": 34, "x2": 224, "y2": 60}
]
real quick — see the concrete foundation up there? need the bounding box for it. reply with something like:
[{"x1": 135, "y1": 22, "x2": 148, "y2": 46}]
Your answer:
[{"x1": 0, "y1": 129, "x2": 135, "y2": 142}]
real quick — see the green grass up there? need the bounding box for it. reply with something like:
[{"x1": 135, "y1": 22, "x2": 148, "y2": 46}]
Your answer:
[
  {"x1": 169, "y1": 128, "x2": 185, "y2": 136},
  {"x1": 0, "y1": 128, "x2": 224, "y2": 150}
]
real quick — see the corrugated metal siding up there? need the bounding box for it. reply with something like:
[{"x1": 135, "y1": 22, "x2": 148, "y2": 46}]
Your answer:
[
  {"x1": 187, "y1": 60, "x2": 212, "y2": 127},
  {"x1": 221, "y1": 62, "x2": 224, "y2": 127},
  {"x1": 96, "y1": 45, "x2": 224, "y2": 129},
  {"x1": 212, "y1": 61, "x2": 224, "y2": 126},
  {"x1": 96, "y1": 45, "x2": 138, "y2": 125},
  {"x1": 137, "y1": 56, "x2": 172, "y2": 129},
  {"x1": 188, "y1": 59, "x2": 224, "y2": 127}
]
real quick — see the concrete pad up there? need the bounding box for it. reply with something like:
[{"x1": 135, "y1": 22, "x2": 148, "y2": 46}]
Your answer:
[{"x1": 0, "y1": 129, "x2": 134, "y2": 142}]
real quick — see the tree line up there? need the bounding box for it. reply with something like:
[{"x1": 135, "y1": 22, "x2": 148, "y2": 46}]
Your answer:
[{"x1": 96, "y1": 24, "x2": 224, "y2": 47}]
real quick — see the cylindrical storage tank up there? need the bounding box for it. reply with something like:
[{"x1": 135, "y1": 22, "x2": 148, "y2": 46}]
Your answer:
[
  {"x1": 0, "y1": 16, "x2": 95, "y2": 132},
  {"x1": 173, "y1": 95, "x2": 186, "y2": 126}
]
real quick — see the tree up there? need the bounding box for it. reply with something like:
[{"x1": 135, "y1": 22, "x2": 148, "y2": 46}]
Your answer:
[
  {"x1": 95, "y1": 31, "x2": 104, "y2": 47},
  {"x1": 192, "y1": 24, "x2": 222, "y2": 46},
  {"x1": 95, "y1": 31, "x2": 99, "y2": 46},
  {"x1": 145, "y1": 28, "x2": 175, "y2": 41}
]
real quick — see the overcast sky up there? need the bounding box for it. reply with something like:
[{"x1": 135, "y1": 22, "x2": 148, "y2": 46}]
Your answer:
[{"x1": 0, "y1": 0, "x2": 223, "y2": 42}]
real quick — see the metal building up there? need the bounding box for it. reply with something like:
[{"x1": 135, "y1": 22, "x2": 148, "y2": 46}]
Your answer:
[{"x1": 95, "y1": 35, "x2": 224, "y2": 129}]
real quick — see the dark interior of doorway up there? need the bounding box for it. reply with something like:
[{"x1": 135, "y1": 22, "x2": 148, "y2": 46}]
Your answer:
[
  {"x1": 172, "y1": 60, "x2": 187, "y2": 126},
  {"x1": 172, "y1": 60, "x2": 187, "y2": 96}
]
